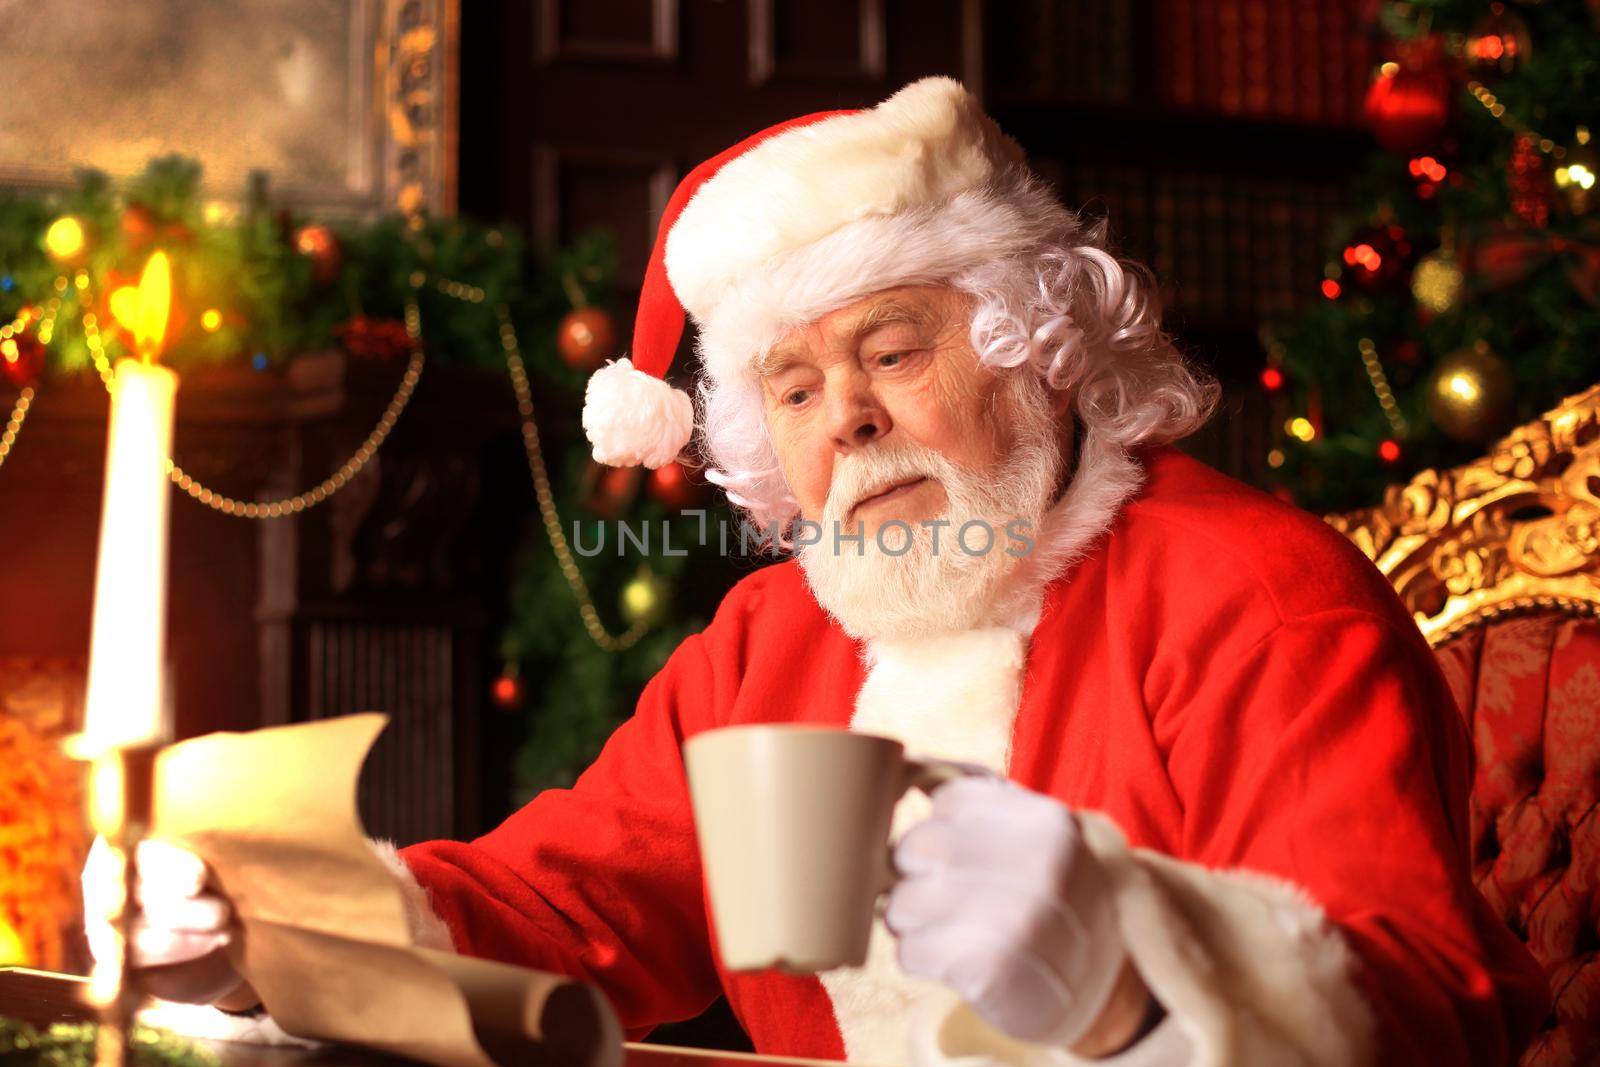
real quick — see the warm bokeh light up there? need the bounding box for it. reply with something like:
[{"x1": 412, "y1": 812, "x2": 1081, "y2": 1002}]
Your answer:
[
  {"x1": 1446, "y1": 372, "x2": 1482, "y2": 402},
  {"x1": 201, "y1": 308, "x2": 224, "y2": 332},
  {"x1": 1409, "y1": 156, "x2": 1448, "y2": 182},
  {"x1": 491, "y1": 673, "x2": 523, "y2": 708},
  {"x1": 1321, "y1": 279, "x2": 1342, "y2": 299},
  {"x1": 1287, "y1": 417, "x2": 1317, "y2": 442},
  {"x1": 109, "y1": 286, "x2": 140, "y2": 329},
  {"x1": 1267, "y1": 448, "x2": 1285, "y2": 469},
  {"x1": 1260, "y1": 366, "x2": 1285, "y2": 391},
  {"x1": 1557, "y1": 162, "x2": 1596, "y2": 192},
  {"x1": 1343, "y1": 243, "x2": 1382, "y2": 272},
  {"x1": 44, "y1": 216, "x2": 85, "y2": 261},
  {"x1": 1378, "y1": 439, "x2": 1402, "y2": 463}
]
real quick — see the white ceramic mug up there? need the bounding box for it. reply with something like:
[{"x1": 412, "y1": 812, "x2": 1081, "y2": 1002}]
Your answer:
[{"x1": 682, "y1": 723, "x2": 969, "y2": 974}]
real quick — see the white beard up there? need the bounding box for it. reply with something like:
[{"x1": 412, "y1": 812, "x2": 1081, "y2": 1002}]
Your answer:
[{"x1": 797, "y1": 383, "x2": 1065, "y2": 642}]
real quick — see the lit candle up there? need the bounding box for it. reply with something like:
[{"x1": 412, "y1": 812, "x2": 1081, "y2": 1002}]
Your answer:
[{"x1": 81, "y1": 252, "x2": 178, "y2": 758}]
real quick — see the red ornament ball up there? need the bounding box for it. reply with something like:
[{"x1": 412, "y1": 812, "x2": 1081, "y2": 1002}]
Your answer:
[
  {"x1": 0, "y1": 332, "x2": 46, "y2": 387},
  {"x1": 1364, "y1": 59, "x2": 1452, "y2": 155},
  {"x1": 294, "y1": 224, "x2": 345, "y2": 286},
  {"x1": 585, "y1": 463, "x2": 641, "y2": 519},
  {"x1": 490, "y1": 668, "x2": 526, "y2": 710},
  {"x1": 557, "y1": 308, "x2": 617, "y2": 371},
  {"x1": 647, "y1": 461, "x2": 706, "y2": 510},
  {"x1": 334, "y1": 315, "x2": 412, "y2": 361}
]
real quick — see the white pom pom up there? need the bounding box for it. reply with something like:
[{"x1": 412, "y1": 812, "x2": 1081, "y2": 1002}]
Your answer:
[{"x1": 582, "y1": 359, "x2": 695, "y2": 469}]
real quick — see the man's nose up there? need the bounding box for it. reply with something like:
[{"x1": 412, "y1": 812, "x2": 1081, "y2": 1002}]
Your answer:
[{"x1": 826, "y1": 375, "x2": 891, "y2": 454}]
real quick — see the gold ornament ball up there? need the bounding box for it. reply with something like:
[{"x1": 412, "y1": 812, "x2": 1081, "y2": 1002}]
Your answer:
[
  {"x1": 1412, "y1": 248, "x2": 1464, "y2": 315},
  {"x1": 1426, "y1": 343, "x2": 1514, "y2": 443},
  {"x1": 1554, "y1": 135, "x2": 1598, "y2": 217},
  {"x1": 620, "y1": 568, "x2": 669, "y2": 626}
]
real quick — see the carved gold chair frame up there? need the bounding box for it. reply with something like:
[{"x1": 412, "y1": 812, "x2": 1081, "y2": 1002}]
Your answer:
[{"x1": 1328, "y1": 384, "x2": 1600, "y2": 647}]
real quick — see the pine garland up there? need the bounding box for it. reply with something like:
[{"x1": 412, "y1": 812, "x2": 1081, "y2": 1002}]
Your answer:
[{"x1": 0, "y1": 1017, "x2": 218, "y2": 1067}]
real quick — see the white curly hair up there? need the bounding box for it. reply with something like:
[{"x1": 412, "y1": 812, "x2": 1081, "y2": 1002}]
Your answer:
[{"x1": 695, "y1": 173, "x2": 1220, "y2": 538}]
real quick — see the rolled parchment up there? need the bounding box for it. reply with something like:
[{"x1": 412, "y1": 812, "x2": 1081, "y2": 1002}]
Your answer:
[{"x1": 149, "y1": 713, "x2": 622, "y2": 1067}]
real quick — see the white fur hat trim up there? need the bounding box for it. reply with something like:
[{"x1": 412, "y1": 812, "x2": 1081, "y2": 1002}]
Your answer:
[{"x1": 664, "y1": 76, "x2": 1028, "y2": 383}]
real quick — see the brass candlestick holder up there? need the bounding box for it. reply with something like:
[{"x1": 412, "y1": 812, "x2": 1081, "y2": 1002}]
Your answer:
[{"x1": 69, "y1": 740, "x2": 162, "y2": 1067}]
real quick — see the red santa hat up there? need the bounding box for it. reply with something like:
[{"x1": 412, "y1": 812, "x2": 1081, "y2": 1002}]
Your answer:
[{"x1": 582, "y1": 76, "x2": 1036, "y2": 469}]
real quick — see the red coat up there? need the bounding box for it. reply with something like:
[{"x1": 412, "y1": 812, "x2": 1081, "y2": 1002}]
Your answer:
[{"x1": 401, "y1": 446, "x2": 1546, "y2": 1064}]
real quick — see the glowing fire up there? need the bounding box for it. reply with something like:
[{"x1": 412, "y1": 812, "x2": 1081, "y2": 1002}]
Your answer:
[{"x1": 108, "y1": 252, "x2": 173, "y2": 362}]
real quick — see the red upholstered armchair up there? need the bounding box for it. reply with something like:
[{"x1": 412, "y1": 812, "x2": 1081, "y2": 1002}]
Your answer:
[{"x1": 1330, "y1": 385, "x2": 1600, "y2": 1066}]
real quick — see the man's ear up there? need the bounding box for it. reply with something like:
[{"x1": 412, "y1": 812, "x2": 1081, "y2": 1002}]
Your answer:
[{"x1": 1051, "y1": 387, "x2": 1073, "y2": 416}]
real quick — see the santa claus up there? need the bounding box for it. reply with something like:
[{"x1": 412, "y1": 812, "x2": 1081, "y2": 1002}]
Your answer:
[{"x1": 93, "y1": 78, "x2": 1546, "y2": 1065}]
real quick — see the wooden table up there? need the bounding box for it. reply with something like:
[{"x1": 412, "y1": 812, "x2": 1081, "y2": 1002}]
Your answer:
[{"x1": 0, "y1": 969, "x2": 834, "y2": 1067}]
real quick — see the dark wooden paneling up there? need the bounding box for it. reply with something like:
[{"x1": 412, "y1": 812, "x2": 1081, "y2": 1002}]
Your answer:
[
  {"x1": 535, "y1": 0, "x2": 680, "y2": 63},
  {"x1": 532, "y1": 145, "x2": 676, "y2": 289},
  {"x1": 747, "y1": 0, "x2": 886, "y2": 85}
]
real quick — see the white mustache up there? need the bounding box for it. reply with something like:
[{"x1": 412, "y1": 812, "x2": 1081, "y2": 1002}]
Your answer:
[{"x1": 824, "y1": 445, "x2": 948, "y2": 522}]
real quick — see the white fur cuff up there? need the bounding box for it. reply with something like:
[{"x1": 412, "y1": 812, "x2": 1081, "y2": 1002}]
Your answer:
[
  {"x1": 369, "y1": 838, "x2": 455, "y2": 952},
  {"x1": 582, "y1": 359, "x2": 695, "y2": 469},
  {"x1": 911, "y1": 813, "x2": 1375, "y2": 1067}
]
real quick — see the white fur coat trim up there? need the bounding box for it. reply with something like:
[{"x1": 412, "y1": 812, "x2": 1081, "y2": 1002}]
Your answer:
[
  {"x1": 665, "y1": 77, "x2": 1024, "y2": 335},
  {"x1": 813, "y1": 470, "x2": 1376, "y2": 1064},
  {"x1": 820, "y1": 625, "x2": 1033, "y2": 1065},
  {"x1": 136, "y1": 839, "x2": 455, "y2": 1046}
]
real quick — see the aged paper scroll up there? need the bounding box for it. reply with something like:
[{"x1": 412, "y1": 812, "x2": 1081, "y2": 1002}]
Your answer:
[{"x1": 149, "y1": 713, "x2": 621, "y2": 1067}]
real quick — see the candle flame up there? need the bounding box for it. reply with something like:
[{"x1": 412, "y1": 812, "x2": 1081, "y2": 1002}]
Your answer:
[{"x1": 133, "y1": 252, "x2": 171, "y2": 363}]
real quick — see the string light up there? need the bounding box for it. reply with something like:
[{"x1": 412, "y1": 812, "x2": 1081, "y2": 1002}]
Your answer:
[
  {"x1": 0, "y1": 387, "x2": 35, "y2": 473},
  {"x1": 1555, "y1": 127, "x2": 1595, "y2": 196},
  {"x1": 495, "y1": 296, "x2": 650, "y2": 653},
  {"x1": 1466, "y1": 80, "x2": 1564, "y2": 158},
  {"x1": 1358, "y1": 337, "x2": 1409, "y2": 437}
]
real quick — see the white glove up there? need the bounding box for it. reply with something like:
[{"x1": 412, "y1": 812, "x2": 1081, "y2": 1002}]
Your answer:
[
  {"x1": 82, "y1": 836, "x2": 244, "y2": 1005},
  {"x1": 885, "y1": 777, "x2": 1129, "y2": 1049}
]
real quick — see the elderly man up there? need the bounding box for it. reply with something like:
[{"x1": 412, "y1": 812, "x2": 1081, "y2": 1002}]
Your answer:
[{"x1": 101, "y1": 78, "x2": 1545, "y2": 1065}]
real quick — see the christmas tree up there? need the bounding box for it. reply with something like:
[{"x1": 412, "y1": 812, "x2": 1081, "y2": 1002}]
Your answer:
[{"x1": 1267, "y1": 0, "x2": 1600, "y2": 513}]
